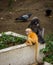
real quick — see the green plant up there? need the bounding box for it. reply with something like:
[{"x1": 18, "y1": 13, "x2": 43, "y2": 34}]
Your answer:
[
  {"x1": 0, "y1": 33, "x2": 26, "y2": 49},
  {"x1": 41, "y1": 34, "x2": 53, "y2": 64}
]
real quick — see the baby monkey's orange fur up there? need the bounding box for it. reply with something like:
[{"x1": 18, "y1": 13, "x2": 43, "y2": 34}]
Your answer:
[{"x1": 25, "y1": 28, "x2": 39, "y2": 62}]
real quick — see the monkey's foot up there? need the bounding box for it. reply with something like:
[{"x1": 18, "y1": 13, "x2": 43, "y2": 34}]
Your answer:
[
  {"x1": 26, "y1": 42, "x2": 32, "y2": 46},
  {"x1": 31, "y1": 63, "x2": 37, "y2": 65}
]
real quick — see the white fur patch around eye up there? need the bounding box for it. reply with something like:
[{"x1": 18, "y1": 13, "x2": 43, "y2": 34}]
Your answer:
[{"x1": 37, "y1": 24, "x2": 39, "y2": 26}]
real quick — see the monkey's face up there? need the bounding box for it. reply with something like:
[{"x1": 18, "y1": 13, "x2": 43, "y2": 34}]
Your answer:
[
  {"x1": 25, "y1": 28, "x2": 32, "y2": 35},
  {"x1": 34, "y1": 22, "x2": 39, "y2": 26},
  {"x1": 25, "y1": 30, "x2": 29, "y2": 35},
  {"x1": 31, "y1": 19, "x2": 40, "y2": 27}
]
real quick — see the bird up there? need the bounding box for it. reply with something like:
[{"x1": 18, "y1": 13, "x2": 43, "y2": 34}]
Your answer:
[
  {"x1": 15, "y1": 13, "x2": 32, "y2": 22},
  {"x1": 45, "y1": 8, "x2": 52, "y2": 17}
]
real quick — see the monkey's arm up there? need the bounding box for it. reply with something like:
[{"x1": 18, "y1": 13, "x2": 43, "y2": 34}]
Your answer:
[
  {"x1": 25, "y1": 34, "x2": 33, "y2": 45},
  {"x1": 25, "y1": 37, "x2": 33, "y2": 45}
]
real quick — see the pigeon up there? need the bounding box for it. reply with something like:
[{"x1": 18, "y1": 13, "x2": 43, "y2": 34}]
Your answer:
[{"x1": 15, "y1": 13, "x2": 32, "y2": 22}]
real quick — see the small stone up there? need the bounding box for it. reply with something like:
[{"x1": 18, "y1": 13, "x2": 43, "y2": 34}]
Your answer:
[
  {"x1": 14, "y1": 0, "x2": 16, "y2": 2},
  {"x1": 31, "y1": 64, "x2": 36, "y2": 65},
  {"x1": 0, "y1": 17, "x2": 4, "y2": 20},
  {"x1": 49, "y1": 16, "x2": 52, "y2": 18},
  {"x1": 9, "y1": 12, "x2": 12, "y2": 14}
]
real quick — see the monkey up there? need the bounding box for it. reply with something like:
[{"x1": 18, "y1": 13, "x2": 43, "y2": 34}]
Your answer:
[
  {"x1": 28, "y1": 17, "x2": 45, "y2": 44},
  {"x1": 25, "y1": 28, "x2": 39, "y2": 63}
]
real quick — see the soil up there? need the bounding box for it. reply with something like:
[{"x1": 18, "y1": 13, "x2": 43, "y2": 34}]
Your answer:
[{"x1": 0, "y1": 0, "x2": 53, "y2": 36}]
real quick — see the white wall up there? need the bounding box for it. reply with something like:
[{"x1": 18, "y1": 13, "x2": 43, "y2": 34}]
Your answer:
[
  {"x1": 0, "y1": 43, "x2": 45, "y2": 65},
  {"x1": 0, "y1": 44, "x2": 35, "y2": 65}
]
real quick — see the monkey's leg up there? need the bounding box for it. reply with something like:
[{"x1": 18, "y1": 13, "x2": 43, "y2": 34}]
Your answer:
[{"x1": 25, "y1": 38, "x2": 32, "y2": 45}]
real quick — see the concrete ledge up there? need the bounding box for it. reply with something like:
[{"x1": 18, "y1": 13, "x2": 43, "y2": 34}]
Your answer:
[
  {"x1": 0, "y1": 43, "x2": 27, "y2": 53},
  {"x1": 0, "y1": 31, "x2": 27, "y2": 39},
  {"x1": 44, "y1": 62, "x2": 52, "y2": 65}
]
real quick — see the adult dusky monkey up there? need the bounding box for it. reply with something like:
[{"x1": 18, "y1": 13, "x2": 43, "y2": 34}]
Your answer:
[{"x1": 28, "y1": 17, "x2": 45, "y2": 44}]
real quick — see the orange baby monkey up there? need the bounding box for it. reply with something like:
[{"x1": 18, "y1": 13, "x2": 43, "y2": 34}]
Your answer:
[{"x1": 25, "y1": 28, "x2": 39, "y2": 63}]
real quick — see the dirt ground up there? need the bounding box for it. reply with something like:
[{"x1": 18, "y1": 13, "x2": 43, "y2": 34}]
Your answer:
[{"x1": 0, "y1": 0, "x2": 53, "y2": 36}]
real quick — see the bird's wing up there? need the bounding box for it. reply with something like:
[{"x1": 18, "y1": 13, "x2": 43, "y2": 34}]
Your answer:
[{"x1": 22, "y1": 15, "x2": 29, "y2": 19}]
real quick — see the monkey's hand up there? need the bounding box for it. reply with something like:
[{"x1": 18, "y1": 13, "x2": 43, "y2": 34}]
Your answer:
[{"x1": 25, "y1": 40, "x2": 32, "y2": 46}]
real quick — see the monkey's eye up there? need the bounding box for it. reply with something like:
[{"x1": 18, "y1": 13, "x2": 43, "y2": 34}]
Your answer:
[{"x1": 35, "y1": 22, "x2": 37, "y2": 25}]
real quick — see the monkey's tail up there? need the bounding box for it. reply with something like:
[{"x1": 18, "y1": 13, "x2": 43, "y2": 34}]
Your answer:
[{"x1": 35, "y1": 42, "x2": 39, "y2": 63}]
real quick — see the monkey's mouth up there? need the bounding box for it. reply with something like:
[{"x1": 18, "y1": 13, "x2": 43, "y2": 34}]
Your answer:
[
  {"x1": 34, "y1": 23, "x2": 39, "y2": 26},
  {"x1": 25, "y1": 32, "x2": 28, "y2": 35}
]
